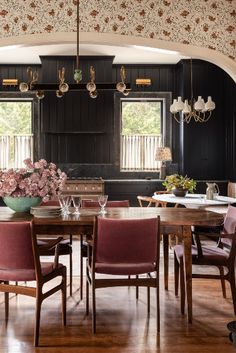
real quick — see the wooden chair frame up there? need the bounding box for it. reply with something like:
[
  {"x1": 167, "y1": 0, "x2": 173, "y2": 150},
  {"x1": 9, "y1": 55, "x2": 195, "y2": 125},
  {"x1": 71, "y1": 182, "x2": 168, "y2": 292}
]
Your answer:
[
  {"x1": 86, "y1": 216, "x2": 160, "y2": 334},
  {"x1": 0, "y1": 222, "x2": 67, "y2": 347}
]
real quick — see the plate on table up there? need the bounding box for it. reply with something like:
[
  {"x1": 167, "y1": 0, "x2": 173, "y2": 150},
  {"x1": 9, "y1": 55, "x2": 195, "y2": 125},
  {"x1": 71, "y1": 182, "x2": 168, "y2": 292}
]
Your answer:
[{"x1": 30, "y1": 206, "x2": 61, "y2": 218}]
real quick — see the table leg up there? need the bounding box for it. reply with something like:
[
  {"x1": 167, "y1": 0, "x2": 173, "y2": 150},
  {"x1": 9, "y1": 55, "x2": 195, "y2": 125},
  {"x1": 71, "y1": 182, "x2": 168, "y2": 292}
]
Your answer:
[{"x1": 183, "y1": 225, "x2": 192, "y2": 323}]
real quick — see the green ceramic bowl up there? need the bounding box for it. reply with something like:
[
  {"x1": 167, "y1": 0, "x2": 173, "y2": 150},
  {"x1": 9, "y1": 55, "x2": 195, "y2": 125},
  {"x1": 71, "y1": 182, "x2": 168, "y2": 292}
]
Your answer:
[{"x1": 3, "y1": 196, "x2": 42, "y2": 212}]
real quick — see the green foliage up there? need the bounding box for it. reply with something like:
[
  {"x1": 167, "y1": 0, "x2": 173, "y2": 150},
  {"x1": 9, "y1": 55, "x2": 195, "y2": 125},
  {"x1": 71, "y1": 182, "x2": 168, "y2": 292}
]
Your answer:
[
  {"x1": 163, "y1": 174, "x2": 197, "y2": 193},
  {"x1": 122, "y1": 101, "x2": 161, "y2": 135},
  {"x1": 0, "y1": 102, "x2": 31, "y2": 135}
]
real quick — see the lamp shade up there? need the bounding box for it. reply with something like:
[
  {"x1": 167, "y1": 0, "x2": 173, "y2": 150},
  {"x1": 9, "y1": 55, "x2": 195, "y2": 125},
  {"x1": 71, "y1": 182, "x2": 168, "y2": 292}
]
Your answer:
[{"x1": 155, "y1": 147, "x2": 172, "y2": 162}]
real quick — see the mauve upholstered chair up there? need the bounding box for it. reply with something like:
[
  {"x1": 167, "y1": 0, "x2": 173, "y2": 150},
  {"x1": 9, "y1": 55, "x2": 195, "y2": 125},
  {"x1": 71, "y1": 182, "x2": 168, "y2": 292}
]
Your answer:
[
  {"x1": 86, "y1": 216, "x2": 160, "y2": 334},
  {"x1": 38, "y1": 200, "x2": 73, "y2": 296},
  {"x1": 0, "y1": 221, "x2": 66, "y2": 346},
  {"x1": 79, "y1": 199, "x2": 130, "y2": 300},
  {"x1": 174, "y1": 205, "x2": 236, "y2": 315}
]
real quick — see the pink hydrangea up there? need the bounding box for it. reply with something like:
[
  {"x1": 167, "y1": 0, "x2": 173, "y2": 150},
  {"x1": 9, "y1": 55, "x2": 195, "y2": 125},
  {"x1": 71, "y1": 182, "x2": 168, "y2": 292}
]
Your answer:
[{"x1": 0, "y1": 159, "x2": 67, "y2": 202}]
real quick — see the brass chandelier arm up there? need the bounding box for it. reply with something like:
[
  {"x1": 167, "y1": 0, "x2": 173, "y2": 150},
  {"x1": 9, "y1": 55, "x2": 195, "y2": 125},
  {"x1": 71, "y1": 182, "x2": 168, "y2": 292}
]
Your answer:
[
  {"x1": 170, "y1": 59, "x2": 215, "y2": 123},
  {"x1": 18, "y1": 0, "x2": 131, "y2": 99}
]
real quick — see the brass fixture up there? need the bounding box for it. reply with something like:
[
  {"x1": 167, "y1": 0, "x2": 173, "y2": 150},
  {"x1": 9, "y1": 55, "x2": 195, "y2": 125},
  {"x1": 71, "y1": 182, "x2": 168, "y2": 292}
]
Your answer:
[
  {"x1": 170, "y1": 58, "x2": 215, "y2": 123},
  {"x1": 2, "y1": 79, "x2": 18, "y2": 86},
  {"x1": 18, "y1": 1, "x2": 130, "y2": 99},
  {"x1": 135, "y1": 78, "x2": 152, "y2": 86}
]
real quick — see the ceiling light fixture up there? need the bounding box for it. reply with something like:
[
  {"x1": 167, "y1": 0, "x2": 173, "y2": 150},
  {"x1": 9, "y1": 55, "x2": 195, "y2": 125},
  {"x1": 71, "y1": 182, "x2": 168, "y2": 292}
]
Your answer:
[
  {"x1": 18, "y1": 0, "x2": 130, "y2": 99},
  {"x1": 170, "y1": 58, "x2": 215, "y2": 123}
]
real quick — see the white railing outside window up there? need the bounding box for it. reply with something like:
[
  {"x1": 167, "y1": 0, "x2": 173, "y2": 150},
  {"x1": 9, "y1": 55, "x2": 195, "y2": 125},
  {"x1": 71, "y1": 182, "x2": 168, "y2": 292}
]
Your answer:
[
  {"x1": 0, "y1": 135, "x2": 10, "y2": 169},
  {"x1": 121, "y1": 134, "x2": 162, "y2": 171},
  {"x1": 0, "y1": 135, "x2": 33, "y2": 169}
]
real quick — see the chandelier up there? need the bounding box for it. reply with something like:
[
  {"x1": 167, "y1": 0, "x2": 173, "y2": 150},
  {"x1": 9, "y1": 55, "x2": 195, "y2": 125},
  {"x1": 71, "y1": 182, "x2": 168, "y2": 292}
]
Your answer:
[
  {"x1": 19, "y1": 0, "x2": 130, "y2": 99},
  {"x1": 170, "y1": 59, "x2": 215, "y2": 123}
]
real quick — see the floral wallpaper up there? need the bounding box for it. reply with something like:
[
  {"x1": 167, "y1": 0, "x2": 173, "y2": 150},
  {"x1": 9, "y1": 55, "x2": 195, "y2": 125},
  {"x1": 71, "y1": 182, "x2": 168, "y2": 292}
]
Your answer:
[{"x1": 0, "y1": 0, "x2": 235, "y2": 60}]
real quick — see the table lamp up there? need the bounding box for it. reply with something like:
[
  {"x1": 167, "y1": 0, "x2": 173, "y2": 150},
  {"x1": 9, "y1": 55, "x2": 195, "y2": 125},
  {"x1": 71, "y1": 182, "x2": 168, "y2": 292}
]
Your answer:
[{"x1": 155, "y1": 147, "x2": 172, "y2": 180}]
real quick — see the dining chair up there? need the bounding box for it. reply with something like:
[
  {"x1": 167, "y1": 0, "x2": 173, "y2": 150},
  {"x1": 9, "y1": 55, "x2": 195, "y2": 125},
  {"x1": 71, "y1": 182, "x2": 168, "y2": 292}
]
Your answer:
[
  {"x1": 86, "y1": 216, "x2": 160, "y2": 333},
  {"x1": 80, "y1": 199, "x2": 130, "y2": 300},
  {"x1": 174, "y1": 205, "x2": 236, "y2": 315},
  {"x1": 137, "y1": 191, "x2": 181, "y2": 291},
  {"x1": 0, "y1": 221, "x2": 67, "y2": 347},
  {"x1": 37, "y1": 200, "x2": 73, "y2": 296}
]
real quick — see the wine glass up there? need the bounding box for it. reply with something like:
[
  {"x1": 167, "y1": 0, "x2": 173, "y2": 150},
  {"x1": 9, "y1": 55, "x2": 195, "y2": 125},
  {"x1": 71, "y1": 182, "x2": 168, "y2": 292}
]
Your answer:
[
  {"x1": 58, "y1": 195, "x2": 71, "y2": 215},
  {"x1": 98, "y1": 195, "x2": 108, "y2": 214},
  {"x1": 72, "y1": 196, "x2": 81, "y2": 215}
]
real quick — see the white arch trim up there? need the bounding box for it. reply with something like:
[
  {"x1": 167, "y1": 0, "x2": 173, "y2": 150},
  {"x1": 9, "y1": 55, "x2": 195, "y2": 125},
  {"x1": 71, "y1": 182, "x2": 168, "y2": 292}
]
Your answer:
[{"x1": 0, "y1": 32, "x2": 235, "y2": 82}]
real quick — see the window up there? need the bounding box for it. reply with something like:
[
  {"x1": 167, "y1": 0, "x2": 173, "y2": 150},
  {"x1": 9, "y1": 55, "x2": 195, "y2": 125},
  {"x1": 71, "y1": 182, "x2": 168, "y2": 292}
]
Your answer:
[
  {"x1": 0, "y1": 101, "x2": 33, "y2": 169},
  {"x1": 114, "y1": 92, "x2": 172, "y2": 174},
  {"x1": 121, "y1": 99, "x2": 162, "y2": 171}
]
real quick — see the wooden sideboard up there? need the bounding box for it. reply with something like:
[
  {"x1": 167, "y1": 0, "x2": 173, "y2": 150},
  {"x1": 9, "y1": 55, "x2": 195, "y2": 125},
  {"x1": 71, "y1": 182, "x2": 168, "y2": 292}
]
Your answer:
[{"x1": 62, "y1": 178, "x2": 104, "y2": 199}]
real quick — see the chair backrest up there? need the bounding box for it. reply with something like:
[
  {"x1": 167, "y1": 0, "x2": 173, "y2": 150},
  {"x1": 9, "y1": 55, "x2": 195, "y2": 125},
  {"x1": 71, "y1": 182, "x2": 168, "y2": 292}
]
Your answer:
[
  {"x1": 223, "y1": 205, "x2": 236, "y2": 233},
  {"x1": 137, "y1": 195, "x2": 159, "y2": 207},
  {"x1": 82, "y1": 200, "x2": 130, "y2": 208},
  {"x1": 0, "y1": 222, "x2": 35, "y2": 270},
  {"x1": 94, "y1": 217, "x2": 159, "y2": 265}
]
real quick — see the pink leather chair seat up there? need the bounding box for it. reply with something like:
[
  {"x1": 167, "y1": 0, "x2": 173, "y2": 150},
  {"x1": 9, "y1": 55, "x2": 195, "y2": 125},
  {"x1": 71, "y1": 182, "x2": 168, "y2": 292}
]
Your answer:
[
  {"x1": 95, "y1": 262, "x2": 156, "y2": 275},
  {"x1": 174, "y1": 244, "x2": 229, "y2": 266},
  {"x1": 0, "y1": 263, "x2": 64, "y2": 281}
]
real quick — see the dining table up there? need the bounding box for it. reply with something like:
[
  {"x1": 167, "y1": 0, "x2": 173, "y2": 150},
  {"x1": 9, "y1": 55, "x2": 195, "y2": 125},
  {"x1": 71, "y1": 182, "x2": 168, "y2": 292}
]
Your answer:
[
  {"x1": 152, "y1": 193, "x2": 236, "y2": 211},
  {"x1": 0, "y1": 206, "x2": 224, "y2": 324}
]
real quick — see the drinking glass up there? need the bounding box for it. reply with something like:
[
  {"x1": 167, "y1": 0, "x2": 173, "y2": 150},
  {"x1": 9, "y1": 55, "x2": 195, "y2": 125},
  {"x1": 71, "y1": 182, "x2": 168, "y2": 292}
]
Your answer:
[
  {"x1": 58, "y1": 195, "x2": 71, "y2": 215},
  {"x1": 72, "y1": 196, "x2": 81, "y2": 215},
  {"x1": 98, "y1": 195, "x2": 108, "y2": 214}
]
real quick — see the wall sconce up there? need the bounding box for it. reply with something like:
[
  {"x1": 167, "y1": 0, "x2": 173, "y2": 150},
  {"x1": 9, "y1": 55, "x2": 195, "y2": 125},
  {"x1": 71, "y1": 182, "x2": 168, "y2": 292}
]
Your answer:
[
  {"x1": 2, "y1": 79, "x2": 18, "y2": 86},
  {"x1": 136, "y1": 78, "x2": 152, "y2": 86},
  {"x1": 155, "y1": 147, "x2": 172, "y2": 180}
]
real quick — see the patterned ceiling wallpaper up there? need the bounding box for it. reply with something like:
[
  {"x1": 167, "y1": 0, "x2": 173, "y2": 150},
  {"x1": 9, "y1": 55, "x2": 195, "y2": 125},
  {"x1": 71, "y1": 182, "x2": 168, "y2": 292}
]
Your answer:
[{"x1": 0, "y1": 0, "x2": 235, "y2": 60}]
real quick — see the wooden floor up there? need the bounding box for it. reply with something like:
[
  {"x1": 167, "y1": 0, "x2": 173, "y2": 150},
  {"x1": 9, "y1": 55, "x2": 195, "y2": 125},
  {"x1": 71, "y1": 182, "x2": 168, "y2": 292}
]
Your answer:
[{"x1": 0, "y1": 239, "x2": 235, "y2": 353}]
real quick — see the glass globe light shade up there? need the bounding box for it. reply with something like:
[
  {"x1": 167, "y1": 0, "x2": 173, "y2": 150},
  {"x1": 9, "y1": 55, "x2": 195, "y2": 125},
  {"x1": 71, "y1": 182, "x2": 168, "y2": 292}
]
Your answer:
[
  {"x1": 59, "y1": 83, "x2": 69, "y2": 93},
  {"x1": 36, "y1": 90, "x2": 45, "y2": 99},
  {"x1": 56, "y1": 90, "x2": 64, "y2": 98},
  {"x1": 19, "y1": 82, "x2": 29, "y2": 92}
]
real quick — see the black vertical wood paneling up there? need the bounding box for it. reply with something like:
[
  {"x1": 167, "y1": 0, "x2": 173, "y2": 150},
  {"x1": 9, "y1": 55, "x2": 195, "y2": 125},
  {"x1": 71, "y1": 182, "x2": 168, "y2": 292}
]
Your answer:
[{"x1": 0, "y1": 58, "x2": 235, "y2": 181}]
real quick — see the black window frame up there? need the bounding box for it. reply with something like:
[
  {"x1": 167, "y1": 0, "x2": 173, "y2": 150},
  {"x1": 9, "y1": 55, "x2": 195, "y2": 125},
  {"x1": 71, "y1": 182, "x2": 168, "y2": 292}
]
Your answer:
[{"x1": 114, "y1": 91, "x2": 172, "y2": 176}]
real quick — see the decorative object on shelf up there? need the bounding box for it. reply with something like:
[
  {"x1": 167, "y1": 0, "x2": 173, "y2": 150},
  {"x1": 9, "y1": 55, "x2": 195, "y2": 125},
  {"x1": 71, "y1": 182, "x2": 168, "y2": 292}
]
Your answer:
[
  {"x1": 170, "y1": 58, "x2": 215, "y2": 123},
  {"x1": 163, "y1": 174, "x2": 196, "y2": 197},
  {"x1": 155, "y1": 147, "x2": 172, "y2": 180},
  {"x1": 0, "y1": 158, "x2": 67, "y2": 212},
  {"x1": 18, "y1": 0, "x2": 130, "y2": 99}
]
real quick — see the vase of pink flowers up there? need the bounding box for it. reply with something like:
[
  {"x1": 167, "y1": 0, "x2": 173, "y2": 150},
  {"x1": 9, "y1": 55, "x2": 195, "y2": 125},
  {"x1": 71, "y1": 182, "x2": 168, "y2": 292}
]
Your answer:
[{"x1": 0, "y1": 158, "x2": 67, "y2": 212}]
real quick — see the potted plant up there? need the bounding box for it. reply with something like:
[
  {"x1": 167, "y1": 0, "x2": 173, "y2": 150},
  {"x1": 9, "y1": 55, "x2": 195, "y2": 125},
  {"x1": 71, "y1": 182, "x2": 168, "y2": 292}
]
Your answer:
[
  {"x1": 163, "y1": 174, "x2": 196, "y2": 197},
  {"x1": 0, "y1": 158, "x2": 67, "y2": 212}
]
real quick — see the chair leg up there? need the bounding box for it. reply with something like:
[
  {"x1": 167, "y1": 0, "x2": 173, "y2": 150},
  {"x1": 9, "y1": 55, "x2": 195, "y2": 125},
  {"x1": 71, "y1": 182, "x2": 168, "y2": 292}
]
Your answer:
[
  {"x1": 34, "y1": 292, "x2": 42, "y2": 347},
  {"x1": 156, "y1": 272, "x2": 160, "y2": 333},
  {"x1": 218, "y1": 266, "x2": 226, "y2": 298},
  {"x1": 147, "y1": 286, "x2": 150, "y2": 314},
  {"x1": 92, "y1": 281, "x2": 96, "y2": 334},
  {"x1": 229, "y1": 268, "x2": 236, "y2": 315},
  {"x1": 163, "y1": 234, "x2": 169, "y2": 290},
  {"x1": 179, "y1": 258, "x2": 185, "y2": 315},
  {"x1": 80, "y1": 235, "x2": 83, "y2": 300},
  {"x1": 174, "y1": 252, "x2": 179, "y2": 296},
  {"x1": 69, "y1": 250, "x2": 73, "y2": 296},
  {"x1": 4, "y1": 282, "x2": 9, "y2": 321},
  {"x1": 62, "y1": 267, "x2": 67, "y2": 326},
  {"x1": 136, "y1": 275, "x2": 139, "y2": 299},
  {"x1": 86, "y1": 265, "x2": 89, "y2": 316}
]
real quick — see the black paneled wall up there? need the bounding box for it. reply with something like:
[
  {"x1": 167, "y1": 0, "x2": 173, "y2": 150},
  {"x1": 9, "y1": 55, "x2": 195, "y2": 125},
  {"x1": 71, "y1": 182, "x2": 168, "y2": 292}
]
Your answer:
[{"x1": 0, "y1": 56, "x2": 235, "y2": 181}]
